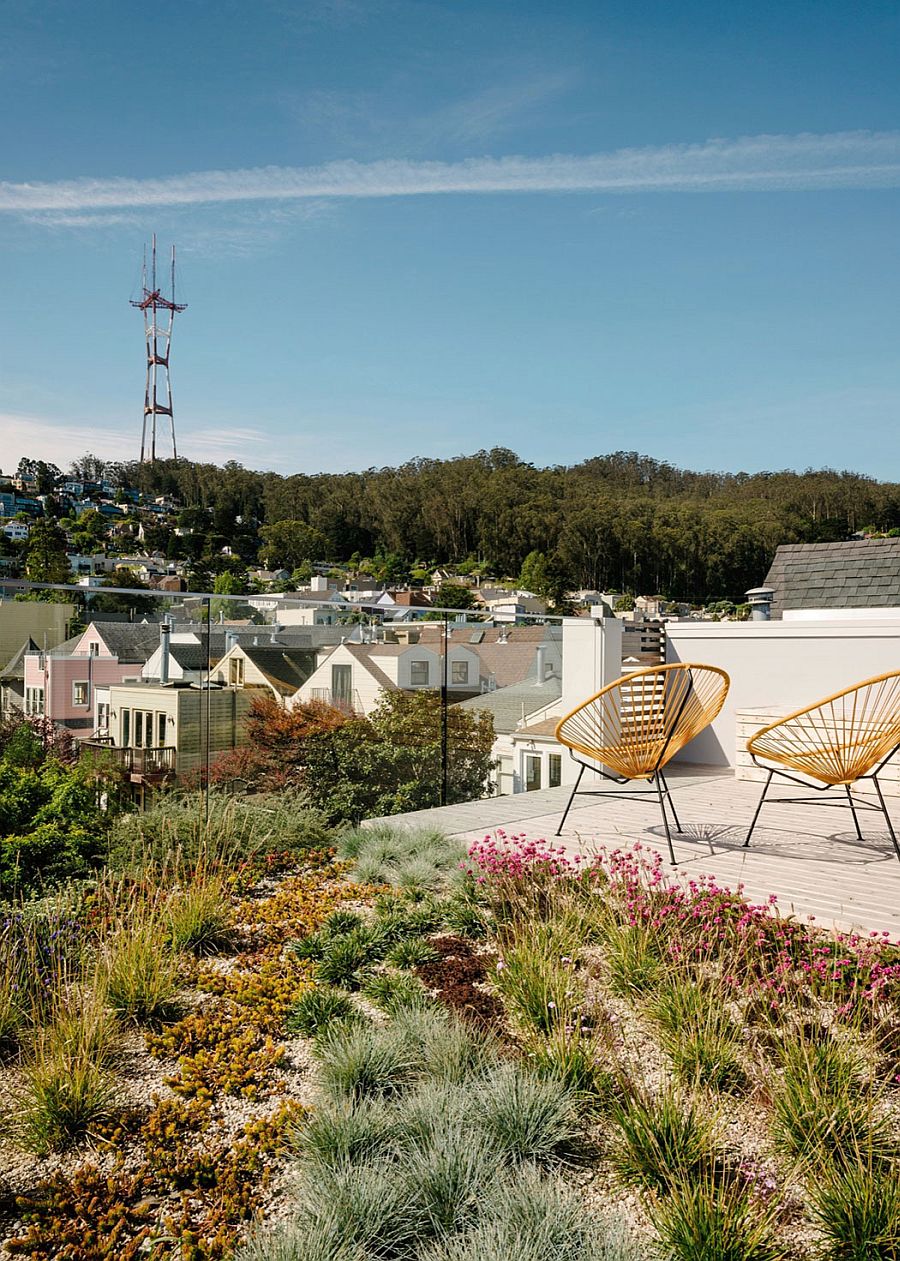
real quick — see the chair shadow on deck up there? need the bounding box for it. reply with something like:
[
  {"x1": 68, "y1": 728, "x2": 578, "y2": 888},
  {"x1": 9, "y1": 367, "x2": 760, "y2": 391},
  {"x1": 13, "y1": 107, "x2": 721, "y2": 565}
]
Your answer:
[{"x1": 642, "y1": 820, "x2": 900, "y2": 865}]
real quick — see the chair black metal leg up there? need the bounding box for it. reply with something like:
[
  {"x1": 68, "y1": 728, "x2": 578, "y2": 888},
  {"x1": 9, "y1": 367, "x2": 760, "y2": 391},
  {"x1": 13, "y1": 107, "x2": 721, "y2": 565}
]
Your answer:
[
  {"x1": 744, "y1": 770, "x2": 773, "y2": 848},
  {"x1": 845, "y1": 784, "x2": 864, "y2": 842},
  {"x1": 555, "y1": 763, "x2": 585, "y2": 837},
  {"x1": 655, "y1": 775, "x2": 677, "y2": 866},
  {"x1": 657, "y1": 769, "x2": 682, "y2": 834},
  {"x1": 872, "y1": 775, "x2": 900, "y2": 863}
]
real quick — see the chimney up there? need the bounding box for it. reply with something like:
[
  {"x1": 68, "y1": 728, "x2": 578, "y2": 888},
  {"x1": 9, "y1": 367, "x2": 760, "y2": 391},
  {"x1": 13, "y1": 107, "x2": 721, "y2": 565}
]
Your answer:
[
  {"x1": 534, "y1": 644, "x2": 547, "y2": 684},
  {"x1": 225, "y1": 630, "x2": 239, "y2": 653},
  {"x1": 270, "y1": 622, "x2": 282, "y2": 644},
  {"x1": 745, "y1": 587, "x2": 775, "y2": 622},
  {"x1": 159, "y1": 621, "x2": 171, "y2": 684}
]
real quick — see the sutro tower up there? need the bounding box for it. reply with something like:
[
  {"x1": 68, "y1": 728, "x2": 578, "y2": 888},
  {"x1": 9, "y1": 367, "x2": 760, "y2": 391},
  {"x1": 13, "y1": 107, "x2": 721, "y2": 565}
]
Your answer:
[{"x1": 131, "y1": 235, "x2": 186, "y2": 462}]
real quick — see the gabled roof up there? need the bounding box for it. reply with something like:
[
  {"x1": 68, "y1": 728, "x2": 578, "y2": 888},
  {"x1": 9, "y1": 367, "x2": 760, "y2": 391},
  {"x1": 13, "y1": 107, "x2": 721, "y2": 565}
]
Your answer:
[
  {"x1": 763, "y1": 539, "x2": 900, "y2": 618},
  {"x1": 458, "y1": 678, "x2": 562, "y2": 735},
  {"x1": 0, "y1": 637, "x2": 40, "y2": 680},
  {"x1": 84, "y1": 621, "x2": 162, "y2": 662},
  {"x1": 339, "y1": 643, "x2": 400, "y2": 693},
  {"x1": 239, "y1": 645, "x2": 317, "y2": 694}
]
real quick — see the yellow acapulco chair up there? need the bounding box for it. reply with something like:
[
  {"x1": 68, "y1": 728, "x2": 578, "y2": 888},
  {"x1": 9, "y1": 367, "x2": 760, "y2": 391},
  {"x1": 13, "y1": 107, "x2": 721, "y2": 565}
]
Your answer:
[
  {"x1": 745, "y1": 669, "x2": 900, "y2": 861},
  {"x1": 554, "y1": 663, "x2": 730, "y2": 864}
]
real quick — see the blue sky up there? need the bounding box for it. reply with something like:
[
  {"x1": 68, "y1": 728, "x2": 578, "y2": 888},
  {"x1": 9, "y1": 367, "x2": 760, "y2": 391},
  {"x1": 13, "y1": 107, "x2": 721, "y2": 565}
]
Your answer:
[{"x1": 2, "y1": 0, "x2": 900, "y2": 477}]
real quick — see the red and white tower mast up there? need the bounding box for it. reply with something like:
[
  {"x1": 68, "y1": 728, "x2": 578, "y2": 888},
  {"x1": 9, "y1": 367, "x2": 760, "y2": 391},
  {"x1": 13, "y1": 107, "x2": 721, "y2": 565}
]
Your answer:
[{"x1": 131, "y1": 235, "x2": 187, "y2": 462}]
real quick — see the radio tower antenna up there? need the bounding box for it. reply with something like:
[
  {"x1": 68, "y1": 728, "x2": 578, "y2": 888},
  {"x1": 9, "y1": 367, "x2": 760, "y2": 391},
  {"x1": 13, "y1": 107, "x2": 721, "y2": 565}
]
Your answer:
[{"x1": 130, "y1": 234, "x2": 187, "y2": 462}]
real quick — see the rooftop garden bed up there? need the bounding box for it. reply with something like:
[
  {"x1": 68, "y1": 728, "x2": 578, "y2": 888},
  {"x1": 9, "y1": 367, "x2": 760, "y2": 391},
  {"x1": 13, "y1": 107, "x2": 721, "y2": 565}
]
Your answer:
[{"x1": 1, "y1": 811, "x2": 898, "y2": 1259}]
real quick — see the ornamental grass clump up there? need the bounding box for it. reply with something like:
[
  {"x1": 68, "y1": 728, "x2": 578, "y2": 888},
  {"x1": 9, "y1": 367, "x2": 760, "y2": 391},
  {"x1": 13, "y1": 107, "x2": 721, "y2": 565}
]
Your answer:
[
  {"x1": 360, "y1": 970, "x2": 432, "y2": 1015},
  {"x1": 285, "y1": 987, "x2": 361, "y2": 1038},
  {"x1": 314, "y1": 1021, "x2": 417, "y2": 1101},
  {"x1": 389, "y1": 1004, "x2": 500, "y2": 1084},
  {"x1": 420, "y1": 1165, "x2": 637, "y2": 1261},
  {"x1": 610, "y1": 1087, "x2": 719, "y2": 1195},
  {"x1": 339, "y1": 823, "x2": 467, "y2": 891},
  {"x1": 166, "y1": 872, "x2": 234, "y2": 956},
  {"x1": 292, "y1": 1096, "x2": 395, "y2": 1170},
  {"x1": 808, "y1": 1157, "x2": 900, "y2": 1260},
  {"x1": 386, "y1": 936, "x2": 439, "y2": 969},
  {"x1": 13, "y1": 999, "x2": 117, "y2": 1153},
  {"x1": 0, "y1": 906, "x2": 84, "y2": 1054},
  {"x1": 474, "y1": 1062, "x2": 581, "y2": 1166},
  {"x1": 649, "y1": 1169, "x2": 789, "y2": 1261},
  {"x1": 99, "y1": 915, "x2": 180, "y2": 1025},
  {"x1": 290, "y1": 1159, "x2": 427, "y2": 1259},
  {"x1": 649, "y1": 979, "x2": 747, "y2": 1092},
  {"x1": 770, "y1": 1032, "x2": 890, "y2": 1170},
  {"x1": 400, "y1": 1122, "x2": 499, "y2": 1236}
]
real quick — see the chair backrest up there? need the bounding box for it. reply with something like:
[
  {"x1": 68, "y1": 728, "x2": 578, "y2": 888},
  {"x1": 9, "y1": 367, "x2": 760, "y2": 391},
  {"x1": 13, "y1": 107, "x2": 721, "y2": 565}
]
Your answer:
[
  {"x1": 748, "y1": 669, "x2": 900, "y2": 785},
  {"x1": 554, "y1": 663, "x2": 730, "y2": 780}
]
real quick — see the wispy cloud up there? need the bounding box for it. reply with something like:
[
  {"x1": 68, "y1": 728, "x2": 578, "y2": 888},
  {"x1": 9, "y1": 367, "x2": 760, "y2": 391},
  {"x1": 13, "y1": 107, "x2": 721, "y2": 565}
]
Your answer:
[{"x1": 4, "y1": 131, "x2": 900, "y2": 217}]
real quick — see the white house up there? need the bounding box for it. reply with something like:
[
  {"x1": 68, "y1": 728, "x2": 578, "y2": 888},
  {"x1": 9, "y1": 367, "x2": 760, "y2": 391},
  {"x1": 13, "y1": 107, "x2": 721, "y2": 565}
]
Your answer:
[{"x1": 290, "y1": 640, "x2": 484, "y2": 715}]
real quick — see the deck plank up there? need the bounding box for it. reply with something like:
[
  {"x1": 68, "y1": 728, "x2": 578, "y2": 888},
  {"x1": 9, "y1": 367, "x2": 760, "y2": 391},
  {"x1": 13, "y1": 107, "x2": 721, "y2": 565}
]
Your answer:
[{"x1": 366, "y1": 768, "x2": 900, "y2": 938}]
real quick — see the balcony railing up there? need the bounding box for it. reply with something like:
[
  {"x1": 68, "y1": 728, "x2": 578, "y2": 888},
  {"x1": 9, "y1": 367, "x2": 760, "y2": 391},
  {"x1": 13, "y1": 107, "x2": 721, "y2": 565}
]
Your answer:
[
  {"x1": 80, "y1": 742, "x2": 176, "y2": 777},
  {"x1": 308, "y1": 687, "x2": 364, "y2": 715}
]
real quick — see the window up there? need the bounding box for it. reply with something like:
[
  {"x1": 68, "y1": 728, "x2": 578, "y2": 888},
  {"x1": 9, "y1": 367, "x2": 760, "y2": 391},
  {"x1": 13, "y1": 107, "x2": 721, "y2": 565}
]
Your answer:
[
  {"x1": 25, "y1": 686, "x2": 44, "y2": 716},
  {"x1": 97, "y1": 702, "x2": 110, "y2": 734},
  {"x1": 122, "y1": 709, "x2": 131, "y2": 746},
  {"x1": 332, "y1": 664, "x2": 352, "y2": 704},
  {"x1": 134, "y1": 710, "x2": 143, "y2": 747},
  {"x1": 409, "y1": 660, "x2": 429, "y2": 686},
  {"x1": 73, "y1": 680, "x2": 89, "y2": 706},
  {"x1": 229, "y1": 657, "x2": 245, "y2": 686},
  {"x1": 143, "y1": 711, "x2": 154, "y2": 748},
  {"x1": 548, "y1": 754, "x2": 562, "y2": 788},
  {"x1": 157, "y1": 712, "x2": 167, "y2": 746},
  {"x1": 451, "y1": 660, "x2": 469, "y2": 685},
  {"x1": 525, "y1": 755, "x2": 542, "y2": 792}
]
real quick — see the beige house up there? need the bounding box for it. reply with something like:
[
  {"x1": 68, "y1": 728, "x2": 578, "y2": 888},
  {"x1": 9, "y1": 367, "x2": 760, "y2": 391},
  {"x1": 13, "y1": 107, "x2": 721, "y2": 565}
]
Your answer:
[
  {"x1": 213, "y1": 642, "x2": 316, "y2": 700},
  {"x1": 91, "y1": 680, "x2": 252, "y2": 781},
  {"x1": 290, "y1": 640, "x2": 484, "y2": 715}
]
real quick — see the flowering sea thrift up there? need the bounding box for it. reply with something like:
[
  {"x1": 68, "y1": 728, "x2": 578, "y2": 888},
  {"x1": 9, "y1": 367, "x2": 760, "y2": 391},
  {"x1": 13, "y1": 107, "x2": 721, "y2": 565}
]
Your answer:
[{"x1": 466, "y1": 833, "x2": 900, "y2": 1014}]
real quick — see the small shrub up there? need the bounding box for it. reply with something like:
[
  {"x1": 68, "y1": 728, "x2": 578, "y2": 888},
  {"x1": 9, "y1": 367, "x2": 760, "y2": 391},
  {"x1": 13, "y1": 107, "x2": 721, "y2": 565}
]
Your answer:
[
  {"x1": 314, "y1": 1022, "x2": 415, "y2": 1101},
  {"x1": 650, "y1": 1172, "x2": 788, "y2": 1261},
  {"x1": 610, "y1": 1088, "x2": 718, "y2": 1195},
  {"x1": 100, "y1": 919, "x2": 180, "y2": 1024},
  {"x1": 286, "y1": 988, "x2": 360, "y2": 1038},
  {"x1": 166, "y1": 874, "x2": 233, "y2": 956},
  {"x1": 475, "y1": 1063, "x2": 580, "y2": 1165},
  {"x1": 809, "y1": 1159, "x2": 900, "y2": 1260},
  {"x1": 386, "y1": 937, "x2": 439, "y2": 969},
  {"x1": 360, "y1": 971, "x2": 432, "y2": 1015}
]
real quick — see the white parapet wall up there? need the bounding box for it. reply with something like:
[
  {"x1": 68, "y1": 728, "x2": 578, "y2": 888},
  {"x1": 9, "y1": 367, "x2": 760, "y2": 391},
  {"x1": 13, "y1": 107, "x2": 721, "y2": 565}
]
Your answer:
[{"x1": 666, "y1": 619, "x2": 900, "y2": 785}]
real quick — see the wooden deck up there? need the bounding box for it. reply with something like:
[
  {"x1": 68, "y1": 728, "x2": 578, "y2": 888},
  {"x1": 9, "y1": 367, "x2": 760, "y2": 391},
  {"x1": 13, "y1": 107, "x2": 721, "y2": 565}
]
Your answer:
[{"x1": 369, "y1": 767, "x2": 900, "y2": 939}]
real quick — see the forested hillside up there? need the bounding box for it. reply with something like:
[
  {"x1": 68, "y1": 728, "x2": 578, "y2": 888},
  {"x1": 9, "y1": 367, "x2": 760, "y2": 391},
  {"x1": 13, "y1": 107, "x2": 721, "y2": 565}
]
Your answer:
[{"x1": 127, "y1": 449, "x2": 900, "y2": 602}]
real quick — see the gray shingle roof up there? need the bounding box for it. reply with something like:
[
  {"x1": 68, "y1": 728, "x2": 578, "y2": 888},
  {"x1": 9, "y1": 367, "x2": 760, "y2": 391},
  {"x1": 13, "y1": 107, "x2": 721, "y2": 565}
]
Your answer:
[
  {"x1": 763, "y1": 539, "x2": 900, "y2": 617},
  {"x1": 458, "y1": 678, "x2": 562, "y2": 734}
]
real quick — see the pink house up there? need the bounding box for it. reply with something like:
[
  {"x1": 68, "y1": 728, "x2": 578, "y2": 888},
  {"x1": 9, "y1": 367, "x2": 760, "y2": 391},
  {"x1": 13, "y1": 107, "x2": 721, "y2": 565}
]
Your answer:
[{"x1": 23, "y1": 621, "x2": 161, "y2": 738}]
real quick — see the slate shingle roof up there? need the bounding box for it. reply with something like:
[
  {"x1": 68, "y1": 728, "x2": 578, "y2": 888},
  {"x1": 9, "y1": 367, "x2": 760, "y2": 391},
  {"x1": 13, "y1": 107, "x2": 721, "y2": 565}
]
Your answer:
[{"x1": 763, "y1": 539, "x2": 900, "y2": 618}]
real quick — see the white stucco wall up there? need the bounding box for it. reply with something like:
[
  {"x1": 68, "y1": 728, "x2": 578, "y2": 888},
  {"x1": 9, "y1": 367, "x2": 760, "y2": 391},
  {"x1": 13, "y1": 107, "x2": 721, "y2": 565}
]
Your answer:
[{"x1": 666, "y1": 620, "x2": 900, "y2": 768}]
